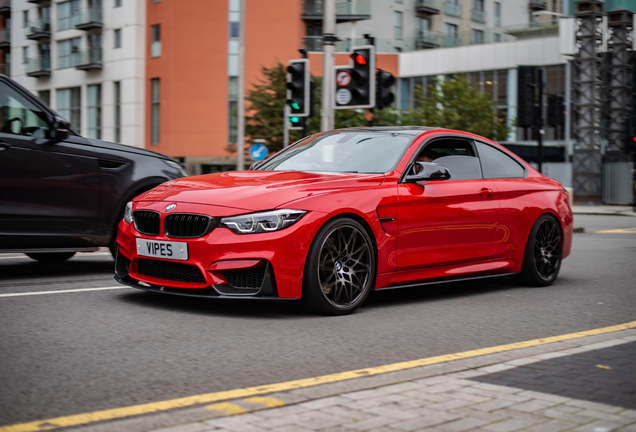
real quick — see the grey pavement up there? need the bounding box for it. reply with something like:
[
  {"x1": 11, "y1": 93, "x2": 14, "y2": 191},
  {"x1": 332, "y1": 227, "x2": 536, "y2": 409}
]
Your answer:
[
  {"x1": 69, "y1": 327, "x2": 636, "y2": 432},
  {"x1": 571, "y1": 205, "x2": 636, "y2": 217}
]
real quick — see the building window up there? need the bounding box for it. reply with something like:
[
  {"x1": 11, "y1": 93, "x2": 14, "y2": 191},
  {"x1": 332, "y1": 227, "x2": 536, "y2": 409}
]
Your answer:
[
  {"x1": 471, "y1": 29, "x2": 484, "y2": 45},
  {"x1": 115, "y1": 0, "x2": 122, "y2": 7},
  {"x1": 394, "y1": 11, "x2": 403, "y2": 38},
  {"x1": 38, "y1": 90, "x2": 50, "y2": 107},
  {"x1": 444, "y1": 23, "x2": 459, "y2": 47},
  {"x1": 494, "y1": 2, "x2": 501, "y2": 26},
  {"x1": 150, "y1": 78, "x2": 160, "y2": 145},
  {"x1": 114, "y1": 29, "x2": 122, "y2": 48},
  {"x1": 23, "y1": 10, "x2": 28, "y2": 28},
  {"x1": 472, "y1": 0, "x2": 484, "y2": 11},
  {"x1": 114, "y1": 81, "x2": 121, "y2": 142},
  {"x1": 150, "y1": 24, "x2": 161, "y2": 58},
  {"x1": 40, "y1": 43, "x2": 51, "y2": 70},
  {"x1": 58, "y1": 0, "x2": 81, "y2": 32},
  {"x1": 57, "y1": 87, "x2": 81, "y2": 130},
  {"x1": 23, "y1": 47, "x2": 29, "y2": 64},
  {"x1": 57, "y1": 38, "x2": 80, "y2": 69},
  {"x1": 87, "y1": 84, "x2": 101, "y2": 139}
]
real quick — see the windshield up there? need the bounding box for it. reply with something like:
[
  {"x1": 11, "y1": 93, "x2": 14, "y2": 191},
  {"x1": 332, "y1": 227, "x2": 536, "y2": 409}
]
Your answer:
[{"x1": 256, "y1": 131, "x2": 414, "y2": 173}]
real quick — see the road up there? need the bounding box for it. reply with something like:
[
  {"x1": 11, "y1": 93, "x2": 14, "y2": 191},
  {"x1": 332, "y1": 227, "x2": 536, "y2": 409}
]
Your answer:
[{"x1": 1, "y1": 214, "x2": 635, "y2": 427}]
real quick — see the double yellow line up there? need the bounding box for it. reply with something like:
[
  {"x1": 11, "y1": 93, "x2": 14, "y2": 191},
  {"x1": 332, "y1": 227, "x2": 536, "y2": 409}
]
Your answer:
[{"x1": 3, "y1": 320, "x2": 636, "y2": 432}]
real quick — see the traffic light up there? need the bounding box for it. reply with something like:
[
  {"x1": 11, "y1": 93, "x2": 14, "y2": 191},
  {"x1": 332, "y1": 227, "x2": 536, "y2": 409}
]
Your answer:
[
  {"x1": 286, "y1": 59, "x2": 309, "y2": 117},
  {"x1": 517, "y1": 65, "x2": 536, "y2": 127},
  {"x1": 624, "y1": 119, "x2": 635, "y2": 153},
  {"x1": 349, "y1": 46, "x2": 375, "y2": 107},
  {"x1": 547, "y1": 95, "x2": 564, "y2": 127},
  {"x1": 376, "y1": 69, "x2": 395, "y2": 109}
]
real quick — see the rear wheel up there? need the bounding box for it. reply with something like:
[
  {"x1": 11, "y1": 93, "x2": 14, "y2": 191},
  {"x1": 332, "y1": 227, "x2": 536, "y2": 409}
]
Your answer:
[
  {"x1": 302, "y1": 218, "x2": 376, "y2": 315},
  {"x1": 513, "y1": 215, "x2": 562, "y2": 287},
  {"x1": 26, "y1": 252, "x2": 76, "y2": 263}
]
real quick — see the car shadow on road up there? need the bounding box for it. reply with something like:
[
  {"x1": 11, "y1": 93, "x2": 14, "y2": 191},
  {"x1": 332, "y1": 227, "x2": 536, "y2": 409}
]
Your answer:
[
  {"x1": 114, "y1": 275, "x2": 519, "y2": 319},
  {"x1": 0, "y1": 255, "x2": 115, "y2": 286}
]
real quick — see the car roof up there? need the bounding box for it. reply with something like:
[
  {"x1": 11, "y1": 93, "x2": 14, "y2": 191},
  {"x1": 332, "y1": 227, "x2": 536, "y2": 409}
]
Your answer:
[{"x1": 334, "y1": 126, "x2": 442, "y2": 136}]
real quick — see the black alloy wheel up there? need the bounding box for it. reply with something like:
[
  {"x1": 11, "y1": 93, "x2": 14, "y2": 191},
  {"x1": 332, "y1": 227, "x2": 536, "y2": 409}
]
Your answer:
[
  {"x1": 513, "y1": 215, "x2": 562, "y2": 287},
  {"x1": 303, "y1": 218, "x2": 376, "y2": 315}
]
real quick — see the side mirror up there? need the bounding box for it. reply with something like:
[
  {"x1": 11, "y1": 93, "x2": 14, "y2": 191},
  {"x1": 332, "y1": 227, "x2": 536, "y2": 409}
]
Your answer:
[
  {"x1": 50, "y1": 116, "x2": 71, "y2": 141},
  {"x1": 405, "y1": 162, "x2": 451, "y2": 182}
]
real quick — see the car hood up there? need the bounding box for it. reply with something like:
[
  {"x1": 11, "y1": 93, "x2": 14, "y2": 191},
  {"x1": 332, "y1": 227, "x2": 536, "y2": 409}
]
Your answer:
[
  {"x1": 85, "y1": 138, "x2": 174, "y2": 161},
  {"x1": 137, "y1": 171, "x2": 386, "y2": 212}
]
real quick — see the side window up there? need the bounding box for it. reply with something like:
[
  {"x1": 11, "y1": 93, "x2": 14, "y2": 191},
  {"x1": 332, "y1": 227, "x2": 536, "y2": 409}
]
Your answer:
[
  {"x1": 0, "y1": 81, "x2": 50, "y2": 138},
  {"x1": 476, "y1": 141, "x2": 525, "y2": 179},
  {"x1": 415, "y1": 139, "x2": 482, "y2": 180}
]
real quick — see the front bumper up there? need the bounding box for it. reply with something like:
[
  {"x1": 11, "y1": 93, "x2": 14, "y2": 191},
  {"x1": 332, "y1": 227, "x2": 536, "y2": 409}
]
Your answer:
[{"x1": 115, "y1": 203, "x2": 330, "y2": 299}]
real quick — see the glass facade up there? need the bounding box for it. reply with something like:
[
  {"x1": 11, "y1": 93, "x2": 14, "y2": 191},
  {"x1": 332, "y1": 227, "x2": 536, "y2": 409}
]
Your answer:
[
  {"x1": 57, "y1": 87, "x2": 81, "y2": 130},
  {"x1": 151, "y1": 78, "x2": 160, "y2": 145},
  {"x1": 114, "y1": 81, "x2": 121, "y2": 142}
]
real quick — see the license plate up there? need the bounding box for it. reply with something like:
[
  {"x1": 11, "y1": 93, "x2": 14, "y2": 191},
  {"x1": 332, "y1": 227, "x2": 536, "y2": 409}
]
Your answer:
[{"x1": 136, "y1": 239, "x2": 188, "y2": 261}]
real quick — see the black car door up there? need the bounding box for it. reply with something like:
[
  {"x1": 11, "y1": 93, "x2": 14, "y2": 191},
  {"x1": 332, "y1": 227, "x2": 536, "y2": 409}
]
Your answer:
[{"x1": 0, "y1": 77, "x2": 101, "y2": 250}]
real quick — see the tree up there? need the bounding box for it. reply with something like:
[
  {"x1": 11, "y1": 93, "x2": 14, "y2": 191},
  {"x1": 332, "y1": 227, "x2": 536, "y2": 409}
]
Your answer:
[
  {"x1": 404, "y1": 77, "x2": 511, "y2": 141},
  {"x1": 244, "y1": 63, "x2": 511, "y2": 154}
]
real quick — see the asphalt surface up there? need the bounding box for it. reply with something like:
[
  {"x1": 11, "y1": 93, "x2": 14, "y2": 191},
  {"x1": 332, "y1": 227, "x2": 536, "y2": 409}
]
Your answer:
[{"x1": 0, "y1": 214, "x2": 635, "y2": 427}]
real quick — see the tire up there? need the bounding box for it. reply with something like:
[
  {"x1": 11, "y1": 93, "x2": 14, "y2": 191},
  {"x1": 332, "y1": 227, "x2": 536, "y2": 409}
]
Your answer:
[
  {"x1": 512, "y1": 214, "x2": 563, "y2": 287},
  {"x1": 25, "y1": 252, "x2": 76, "y2": 263},
  {"x1": 302, "y1": 217, "x2": 376, "y2": 315}
]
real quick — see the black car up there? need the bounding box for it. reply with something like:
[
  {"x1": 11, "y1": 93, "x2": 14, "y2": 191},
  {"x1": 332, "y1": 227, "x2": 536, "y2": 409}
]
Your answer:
[{"x1": 0, "y1": 74, "x2": 186, "y2": 262}]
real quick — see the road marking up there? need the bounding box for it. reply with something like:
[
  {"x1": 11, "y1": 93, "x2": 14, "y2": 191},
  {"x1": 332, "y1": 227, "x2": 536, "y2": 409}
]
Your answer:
[
  {"x1": 205, "y1": 402, "x2": 247, "y2": 415},
  {"x1": 0, "y1": 286, "x2": 127, "y2": 298},
  {"x1": 595, "y1": 227, "x2": 636, "y2": 234},
  {"x1": 2, "y1": 320, "x2": 635, "y2": 432},
  {"x1": 244, "y1": 397, "x2": 286, "y2": 408}
]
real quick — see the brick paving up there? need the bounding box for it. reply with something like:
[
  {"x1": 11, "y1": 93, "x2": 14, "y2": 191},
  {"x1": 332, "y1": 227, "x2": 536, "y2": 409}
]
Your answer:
[{"x1": 74, "y1": 329, "x2": 636, "y2": 432}]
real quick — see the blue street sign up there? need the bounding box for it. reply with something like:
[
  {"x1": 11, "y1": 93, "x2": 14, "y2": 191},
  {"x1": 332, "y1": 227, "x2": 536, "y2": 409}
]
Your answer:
[{"x1": 249, "y1": 143, "x2": 268, "y2": 161}]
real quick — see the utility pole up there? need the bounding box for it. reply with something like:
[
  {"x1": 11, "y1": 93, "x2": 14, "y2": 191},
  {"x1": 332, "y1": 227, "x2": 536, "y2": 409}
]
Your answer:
[
  {"x1": 321, "y1": 0, "x2": 336, "y2": 131},
  {"x1": 364, "y1": 33, "x2": 375, "y2": 127},
  {"x1": 299, "y1": 48, "x2": 309, "y2": 137},
  {"x1": 236, "y1": 0, "x2": 246, "y2": 170}
]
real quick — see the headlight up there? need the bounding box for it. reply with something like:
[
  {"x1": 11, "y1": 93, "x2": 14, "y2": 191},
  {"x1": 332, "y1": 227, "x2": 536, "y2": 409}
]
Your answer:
[
  {"x1": 163, "y1": 159, "x2": 187, "y2": 177},
  {"x1": 124, "y1": 202, "x2": 133, "y2": 224},
  {"x1": 220, "y1": 209, "x2": 306, "y2": 234}
]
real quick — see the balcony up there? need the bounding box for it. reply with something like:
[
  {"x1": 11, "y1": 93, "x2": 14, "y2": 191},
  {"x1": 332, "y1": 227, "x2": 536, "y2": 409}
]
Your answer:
[
  {"x1": 303, "y1": 35, "x2": 352, "y2": 52},
  {"x1": 472, "y1": 8, "x2": 486, "y2": 23},
  {"x1": 26, "y1": 56, "x2": 51, "y2": 77},
  {"x1": 302, "y1": 0, "x2": 371, "y2": 23},
  {"x1": 0, "y1": 28, "x2": 10, "y2": 49},
  {"x1": 0, "y1": 0, "x2": 11, "y2": 15},
  {"x1": 73, "y1": 8, "x2": 102, "y2": 30},
  {"x1": 74, "y1": 48, "x2": 102, "y2": 70},
  {"x1": 529, "y1": 0, "x2": 547, "y2": 11},
  {"x1": 415, "y1": 30, "x2": 441, "y2": 49},
  {"x1": 443, "y1": 34, "x2": 460, "y2": 47},
  {"x1": 26, "y1": 18, "x2": 51, "y2": 40},
  {"x1": 415, "y1": 0, "x2": 441, "y2": 15},
  {"x1": 444, "y1": 1, "x2": 461, "y2": 17}
]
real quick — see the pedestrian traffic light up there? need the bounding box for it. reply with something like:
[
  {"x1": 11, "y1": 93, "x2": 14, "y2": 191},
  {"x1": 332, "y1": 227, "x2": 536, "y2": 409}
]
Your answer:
[
  {"x1": 286, "y1": 59, "x2": 309, "y2": 117},
  {"x1": 334, "y1": 46, "x2": 375, "y2": 109},
  {"x1": 547, "y1": 95, "x2": 564, "y2": 127},
  {"x1": 517, "y1": 65, "x2": 536, "y2": 127},
  {"x1": 376, "y1": 69, "x2": 395, "y2": 109}
]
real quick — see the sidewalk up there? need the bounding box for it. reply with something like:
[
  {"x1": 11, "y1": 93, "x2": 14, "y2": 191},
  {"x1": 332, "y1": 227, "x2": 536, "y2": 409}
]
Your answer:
[
  {"x1": 66, "y1": 325, "x2": 636, "y2": 432},
  {"x1": 571, "y1": 205, "x2": 636, "y2": 217}
]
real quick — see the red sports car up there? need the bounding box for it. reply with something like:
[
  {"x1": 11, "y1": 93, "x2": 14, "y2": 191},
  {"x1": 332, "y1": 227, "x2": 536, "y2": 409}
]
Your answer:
[{"x1": 114, "y1": 127, "x2": 572, "y2": 315}]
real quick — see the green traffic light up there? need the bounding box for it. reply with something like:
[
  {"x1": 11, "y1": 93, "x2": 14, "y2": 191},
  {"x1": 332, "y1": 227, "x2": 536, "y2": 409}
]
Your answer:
[
  {"x1": 292, "y1": 102, "x2": 300, "y2": 110},
  {"x1": 290, "y1": 116, "x2": 300, "y2": 124}
]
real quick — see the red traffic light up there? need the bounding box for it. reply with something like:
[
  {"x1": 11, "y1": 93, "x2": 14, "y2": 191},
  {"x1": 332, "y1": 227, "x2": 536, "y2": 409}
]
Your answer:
[{"x1": 352, "y1": 53, "x2": 367, "y2": 65}]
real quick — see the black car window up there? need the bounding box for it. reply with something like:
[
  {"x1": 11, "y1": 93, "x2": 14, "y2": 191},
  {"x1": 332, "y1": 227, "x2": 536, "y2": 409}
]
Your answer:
[
  {"x1": 414, "y1": 139, "x2": 482, "y2": 180},
  {"x1": 476, "y1": 141, "x2": 525, "y2": 179},
  {"x1": 0, "y1": 81, "x2": 50, "y2": 138}
]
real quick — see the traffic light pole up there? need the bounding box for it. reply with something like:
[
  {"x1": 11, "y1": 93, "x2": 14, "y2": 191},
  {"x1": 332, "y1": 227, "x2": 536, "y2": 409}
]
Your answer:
[{"x1": 321, "y1": 0, "x2": 336, "y2": 131}]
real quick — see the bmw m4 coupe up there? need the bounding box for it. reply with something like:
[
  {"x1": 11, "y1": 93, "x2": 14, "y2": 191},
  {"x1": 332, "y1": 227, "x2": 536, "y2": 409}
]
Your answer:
[{"x1": 114, "y1": 127, "x2": 572, "y2": 315}]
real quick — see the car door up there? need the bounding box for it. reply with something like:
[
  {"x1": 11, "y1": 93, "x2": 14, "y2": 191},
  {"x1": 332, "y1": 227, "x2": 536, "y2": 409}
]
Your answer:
[
  {"x1": 396, "y1": 137, "x2": 500, "y2": 271},
  {"x1": 0, "y1": 77, "x2": 101, "y2": 249}
]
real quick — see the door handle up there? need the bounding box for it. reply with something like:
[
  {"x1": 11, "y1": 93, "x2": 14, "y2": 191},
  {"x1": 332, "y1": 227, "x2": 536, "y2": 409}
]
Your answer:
[{"x1": 478, "y1": 188, "x2": 494, "y2": 198}]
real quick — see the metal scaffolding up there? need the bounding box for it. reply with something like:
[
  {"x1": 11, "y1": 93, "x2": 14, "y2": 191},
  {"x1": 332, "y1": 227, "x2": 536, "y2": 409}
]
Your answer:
[
  {"x1": 572, "y1": 0, "x2": 604, "y2": 199},
  {"x1": 605, "y1": 8, "x2": 633, "y2": 161}
]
